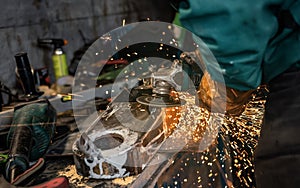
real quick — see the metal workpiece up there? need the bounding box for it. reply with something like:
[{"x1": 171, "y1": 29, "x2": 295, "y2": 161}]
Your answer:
[{"x1": 72, "y1": 101, "x2": 163, "y2": 179}]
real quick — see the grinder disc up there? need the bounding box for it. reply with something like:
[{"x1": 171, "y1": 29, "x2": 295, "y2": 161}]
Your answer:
[{"x1": 137, "y1": 95, "x2": 185, "y2": 107}]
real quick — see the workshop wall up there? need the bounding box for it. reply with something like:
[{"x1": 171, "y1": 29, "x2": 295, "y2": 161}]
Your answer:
[{"x1": 0, "y1": 0, "x2": 175, "y2": 90}]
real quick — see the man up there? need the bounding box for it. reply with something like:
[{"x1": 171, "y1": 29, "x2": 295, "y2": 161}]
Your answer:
[{"x1": 177, "y1": 0, "x2": 300, "y2": 187}]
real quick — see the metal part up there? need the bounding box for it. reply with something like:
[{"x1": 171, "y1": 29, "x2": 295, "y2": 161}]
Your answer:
[
  {"x1": 73, "y1": 125, "x2": 139, "y2": 179},
  {"x1": 72, "y1": 101, "x2": 167, "y2": 179},
  {"x1": 136, "y1": 59, "x2": 185, "y2": 107}
]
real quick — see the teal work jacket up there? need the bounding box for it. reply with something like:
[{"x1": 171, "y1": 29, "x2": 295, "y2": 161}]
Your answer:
[{"x1": 179, "y1": 0, "x2": 300, "y2": 90}]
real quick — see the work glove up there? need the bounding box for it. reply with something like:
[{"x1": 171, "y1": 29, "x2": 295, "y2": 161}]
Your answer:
[{"x1": 198, "y1": 72, "x2": 254, "y2": 116}]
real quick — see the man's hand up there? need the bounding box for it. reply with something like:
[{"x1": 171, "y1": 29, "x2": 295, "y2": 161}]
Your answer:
[{"x1": 198, "y1": 72, "x2": 254, "y2": 116}]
